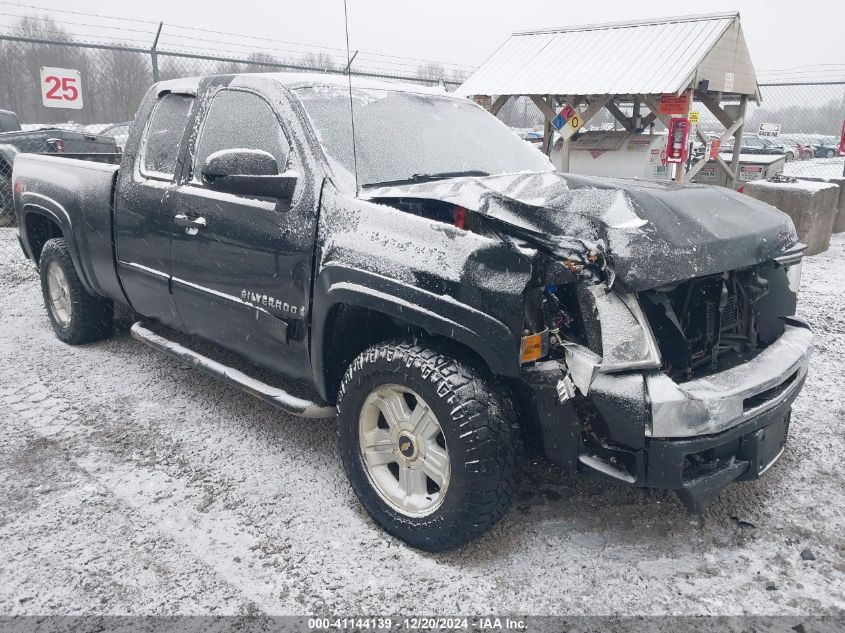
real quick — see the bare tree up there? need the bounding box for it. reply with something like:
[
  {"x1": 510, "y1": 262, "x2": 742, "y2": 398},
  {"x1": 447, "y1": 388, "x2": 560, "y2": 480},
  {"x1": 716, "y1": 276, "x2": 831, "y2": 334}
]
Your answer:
[{"x1": 299, "y1": 51, "x2": 339, "y2": 73}]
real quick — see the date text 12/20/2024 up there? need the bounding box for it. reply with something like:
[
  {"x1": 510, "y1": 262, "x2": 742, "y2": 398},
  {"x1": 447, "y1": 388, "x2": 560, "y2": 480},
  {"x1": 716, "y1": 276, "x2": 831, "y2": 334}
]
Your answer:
[{"x1": 308, "y1": 618, "x2": 527, "y2": 630}]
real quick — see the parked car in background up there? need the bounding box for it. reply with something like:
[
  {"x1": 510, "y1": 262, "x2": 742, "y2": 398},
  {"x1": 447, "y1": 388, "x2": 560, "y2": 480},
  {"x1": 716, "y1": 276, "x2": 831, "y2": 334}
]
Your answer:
[
  {"x1": 813, "y1": 137, "x2": 839, "y2": 159},
  {"x1": 513, "y1": 128, "x2": 543, "y2": 146},
  {"x1": 783, "y1": 136, "x2": 818, "y2": 160},
  {"x1": 100, "y1": 122, "x2": 131, "y2": 152},
  {"x1": 0, "y1": 109, "x2": 118, "y2": 226},
  {"x1": 777, "y1": 138, "x2": 802, "y2": 161},
  {"x1": 721, "y1": 134, "x2": 788, "y2": 157}
]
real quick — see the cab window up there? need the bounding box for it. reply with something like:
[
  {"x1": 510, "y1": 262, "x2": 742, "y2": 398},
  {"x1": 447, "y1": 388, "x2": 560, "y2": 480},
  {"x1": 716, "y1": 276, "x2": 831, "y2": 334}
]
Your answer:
[
  {"x1": 142, "y1": 93, "x2": 194, "y2": 179},
  {"x1": 193, "y1": 90, "x2": 290, "y2": 183}
]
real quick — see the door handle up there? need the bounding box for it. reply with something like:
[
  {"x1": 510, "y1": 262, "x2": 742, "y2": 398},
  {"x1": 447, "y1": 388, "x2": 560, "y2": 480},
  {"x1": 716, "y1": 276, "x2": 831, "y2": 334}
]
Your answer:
[{"x1": 174, "y1": 214, "x2": 207, "y2": 229}]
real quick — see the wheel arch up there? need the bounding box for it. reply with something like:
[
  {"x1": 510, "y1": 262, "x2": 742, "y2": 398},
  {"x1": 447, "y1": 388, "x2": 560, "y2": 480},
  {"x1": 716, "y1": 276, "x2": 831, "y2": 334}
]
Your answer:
[
  {"x1": 18, "y1": 199, "x2": 95, "y2": 293},
  {"x1": 22, "y1": 209, "x2": 64, "y2": 263},
  {"x1": 311, "y1": 266, "x2": 521, "y2": 403}
]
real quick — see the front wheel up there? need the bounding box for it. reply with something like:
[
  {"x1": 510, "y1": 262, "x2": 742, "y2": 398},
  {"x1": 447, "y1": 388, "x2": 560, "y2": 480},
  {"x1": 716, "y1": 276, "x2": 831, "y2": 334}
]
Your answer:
[
  {"x1": 826, "y1": 149, "x2": 836, "y2": 159},
  {"x1": 39, "y1": 238, "x2": 114, "y2": 344},
  {"x1": 337, "y1": 342, "x2": 523, "y2": 551}
]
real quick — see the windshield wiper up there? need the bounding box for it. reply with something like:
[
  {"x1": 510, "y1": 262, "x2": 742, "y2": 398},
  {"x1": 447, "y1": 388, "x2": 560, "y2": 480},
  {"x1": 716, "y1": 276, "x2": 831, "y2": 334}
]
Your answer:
[{"x1": 361, "y1": 170, "x2": 490, "y2": 189}]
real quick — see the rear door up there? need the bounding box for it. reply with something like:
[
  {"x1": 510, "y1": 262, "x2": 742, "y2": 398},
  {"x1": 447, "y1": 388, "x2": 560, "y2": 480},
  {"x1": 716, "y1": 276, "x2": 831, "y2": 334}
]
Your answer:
[
  {"x1": 168, "y1": 87, "x2": 316, "y2": 380},
  {"x1": 114, "y1": 91, "x2": 194, "y2": 329}
]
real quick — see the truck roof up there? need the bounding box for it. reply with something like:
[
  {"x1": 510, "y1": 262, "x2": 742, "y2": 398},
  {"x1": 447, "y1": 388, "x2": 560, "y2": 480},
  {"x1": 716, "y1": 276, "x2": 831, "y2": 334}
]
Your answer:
[{"x1": 154, "y1": 72, "x2": 453, "y2": 98}]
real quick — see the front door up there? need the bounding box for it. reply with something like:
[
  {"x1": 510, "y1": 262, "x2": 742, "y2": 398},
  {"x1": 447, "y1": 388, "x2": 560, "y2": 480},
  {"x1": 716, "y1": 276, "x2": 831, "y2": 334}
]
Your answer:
[
  {"x1": 169, "y1": 87, "x2": 316, "y2": 381},
  {"x1": 114, "y1": 91, "x2": 194, "y2": 330}
]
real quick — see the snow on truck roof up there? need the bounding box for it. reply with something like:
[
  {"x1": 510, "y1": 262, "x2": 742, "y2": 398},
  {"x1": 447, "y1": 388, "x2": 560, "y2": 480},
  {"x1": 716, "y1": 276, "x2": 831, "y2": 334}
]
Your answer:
[{"x1": 155, "y1": 72, "x2": 452, "y2": 98}]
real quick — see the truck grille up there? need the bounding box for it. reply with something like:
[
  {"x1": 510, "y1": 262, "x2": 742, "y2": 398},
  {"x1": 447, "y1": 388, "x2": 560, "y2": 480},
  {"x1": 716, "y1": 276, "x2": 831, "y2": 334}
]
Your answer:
[{"x1": 639, "y1": 266, "x2": 790, "y2": 382}]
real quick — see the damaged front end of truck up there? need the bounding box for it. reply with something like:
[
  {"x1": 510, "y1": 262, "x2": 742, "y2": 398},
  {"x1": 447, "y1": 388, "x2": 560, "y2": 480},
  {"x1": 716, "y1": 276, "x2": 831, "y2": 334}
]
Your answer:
[{"x1": 356, "y1": 170, "x2": 813, "y2": 512}]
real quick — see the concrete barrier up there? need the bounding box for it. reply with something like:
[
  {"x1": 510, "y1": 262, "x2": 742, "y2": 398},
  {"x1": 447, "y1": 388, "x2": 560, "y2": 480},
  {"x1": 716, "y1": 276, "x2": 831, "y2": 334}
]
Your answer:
[
  {"x1": 803, "y1": 177, "x2": 845, "y2": 234},
  {"x1": 742, "y1": 179, "x2": 839, "y2": 256}
]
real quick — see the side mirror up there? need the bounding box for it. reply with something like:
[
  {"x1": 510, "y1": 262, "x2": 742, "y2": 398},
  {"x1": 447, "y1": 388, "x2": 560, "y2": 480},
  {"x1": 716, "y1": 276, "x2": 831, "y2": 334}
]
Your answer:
[{"x1": 201, "y1": 148, "x2": 296, "y2": 200}]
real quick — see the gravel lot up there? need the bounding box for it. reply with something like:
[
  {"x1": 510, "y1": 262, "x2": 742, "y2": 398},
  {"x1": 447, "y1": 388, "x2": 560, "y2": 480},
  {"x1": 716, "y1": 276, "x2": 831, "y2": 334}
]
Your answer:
[{"x1": 0, "y1": 227, "x2": 843, "y2": 616}]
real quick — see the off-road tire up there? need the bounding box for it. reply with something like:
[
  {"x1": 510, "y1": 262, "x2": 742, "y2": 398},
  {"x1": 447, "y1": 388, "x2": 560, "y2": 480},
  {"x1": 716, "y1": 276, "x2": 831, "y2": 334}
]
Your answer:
[
  {"x1": 337, "y1": 341, "x2": 523, "y2": 551},
  {"x1": 0, "y1": 174, "x2": 14, "y2": 227},
  {"x1": 39, "y1": 238, "x2": 113, "y2": 344}
]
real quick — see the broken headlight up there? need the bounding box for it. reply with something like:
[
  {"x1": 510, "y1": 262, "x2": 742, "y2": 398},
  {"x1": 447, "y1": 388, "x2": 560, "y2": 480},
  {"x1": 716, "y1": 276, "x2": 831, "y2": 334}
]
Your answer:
[
  {"x1": 786, "y1": 260, "x2": 802, "y2": 296},
  {"x1": 585, "y1": 286, "x2": 662, "y2": 372}
]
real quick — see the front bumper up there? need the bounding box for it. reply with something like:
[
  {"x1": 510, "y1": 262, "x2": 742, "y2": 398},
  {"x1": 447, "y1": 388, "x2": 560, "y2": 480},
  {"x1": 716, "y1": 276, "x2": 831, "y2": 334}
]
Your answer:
[
  {"x1": 517, "y1": 319, "x2": 813, "y2": 512},
  {"x1": 646, "y1": 320, "x2": 813, "y2": 438}
]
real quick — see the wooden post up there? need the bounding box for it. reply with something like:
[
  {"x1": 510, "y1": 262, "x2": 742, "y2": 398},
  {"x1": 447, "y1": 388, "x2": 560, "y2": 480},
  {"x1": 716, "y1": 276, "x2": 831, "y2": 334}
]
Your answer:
[
  {"x1": 489, "y1": 94, "x2": 511, "y2": 116},
  {"x1": 729, "y1": 95, "x2": 748, "y2": 189},
  {"x1": 530, "y1": 95, "x2": 557, "y2": 157},
  {"x1": 633, "y1": 96, "x2": 641, "y2": 130}
]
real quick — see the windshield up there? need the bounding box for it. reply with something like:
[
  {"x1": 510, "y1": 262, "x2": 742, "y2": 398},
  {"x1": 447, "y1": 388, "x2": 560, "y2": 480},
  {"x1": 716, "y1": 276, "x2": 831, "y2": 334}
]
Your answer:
[{"x1": 294, "y1": 86, "x2": 553, "y2": 192}]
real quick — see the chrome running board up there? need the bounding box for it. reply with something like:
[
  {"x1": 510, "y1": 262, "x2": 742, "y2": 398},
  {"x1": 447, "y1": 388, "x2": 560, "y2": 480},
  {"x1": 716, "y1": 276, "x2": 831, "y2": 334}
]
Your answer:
[{"x1": 130, "y1": 321, "x2": 336, "y2": 419}]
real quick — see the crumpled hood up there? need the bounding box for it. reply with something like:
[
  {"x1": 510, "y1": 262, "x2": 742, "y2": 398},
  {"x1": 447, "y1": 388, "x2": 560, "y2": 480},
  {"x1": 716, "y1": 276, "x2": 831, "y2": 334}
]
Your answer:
[{"x1": 362, "y1": 171, "x2": 798, "y2": 291}]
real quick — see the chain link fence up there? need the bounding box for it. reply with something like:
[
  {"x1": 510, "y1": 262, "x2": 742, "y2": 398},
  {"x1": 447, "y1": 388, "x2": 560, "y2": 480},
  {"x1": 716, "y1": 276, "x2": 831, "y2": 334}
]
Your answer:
[
  {"x1": 496, "y1": 83, "x2": 845, "y2": 181},
  {"x1": 0, "y1": 30, "x2": 467, "y2": 270},
  {"x1": 1, "y1": 29, "x2": 843, "y2": 274}
]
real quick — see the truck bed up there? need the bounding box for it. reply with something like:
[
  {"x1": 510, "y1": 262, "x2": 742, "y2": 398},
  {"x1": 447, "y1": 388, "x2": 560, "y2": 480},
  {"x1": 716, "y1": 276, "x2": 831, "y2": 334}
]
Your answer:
[
  {"x1": 0, "y1": 128, "x2": 116, "y2": 154},
  {"x1": 14, "y1": 153, "x2": 122, "y2": 299}
]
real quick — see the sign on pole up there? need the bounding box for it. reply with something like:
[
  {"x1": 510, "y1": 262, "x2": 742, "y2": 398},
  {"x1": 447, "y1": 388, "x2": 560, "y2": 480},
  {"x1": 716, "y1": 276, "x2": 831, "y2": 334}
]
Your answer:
[
  {"x1": 551, "y1": 105, "x2": 583, "y2": 140},
  {"x1": 688, "y1": 111, "x2": 700, "y2": 124},
  {"x1": 659, "y1": 94, "x2": 687, "y2": 115},
  {"x1": 708, "y1": 139, "x2": 721, "y2": 160},
  {"x1": 40, "y1": 67, "x2": 83, "y2": 109},
  {"x1": 758, "y1": 122, "x2": 781, "y2": 138}
]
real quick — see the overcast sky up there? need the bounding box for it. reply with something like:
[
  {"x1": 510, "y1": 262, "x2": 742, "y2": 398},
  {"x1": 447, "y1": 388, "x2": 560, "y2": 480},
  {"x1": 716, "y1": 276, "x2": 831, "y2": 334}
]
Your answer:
[{"x1": 9, "y1": 0, "x2": 845, "y2": 81}]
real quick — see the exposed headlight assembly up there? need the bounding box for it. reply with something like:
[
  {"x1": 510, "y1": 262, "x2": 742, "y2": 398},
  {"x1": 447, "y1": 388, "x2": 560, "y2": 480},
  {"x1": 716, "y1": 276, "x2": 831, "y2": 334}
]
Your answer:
[
  {"x1": 774, "y1": 243, "x2": 806, "y2": 297},
  {"x1": 585, "y1": 286, "x2": 662, "y2": 372},
  {"x1": 786, "y1": 260, "x2": 802, "y2": 295}
]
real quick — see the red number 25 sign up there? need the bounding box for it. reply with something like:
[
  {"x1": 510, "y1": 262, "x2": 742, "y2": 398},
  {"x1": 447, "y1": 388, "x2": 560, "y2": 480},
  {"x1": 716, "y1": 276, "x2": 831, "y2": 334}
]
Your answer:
[{"x1": 40, "y1": 67, "x2": 83, "y2": 110}]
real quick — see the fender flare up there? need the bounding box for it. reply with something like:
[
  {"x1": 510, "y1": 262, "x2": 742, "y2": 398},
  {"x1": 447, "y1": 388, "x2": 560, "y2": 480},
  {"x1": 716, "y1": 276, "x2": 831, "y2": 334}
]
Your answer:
[
  {"x1": 17, "y1": 194, "x2": 96, "y2": 293},
  {"x1": 310, "y1": 265, "x2": 521, "y2": 401}
]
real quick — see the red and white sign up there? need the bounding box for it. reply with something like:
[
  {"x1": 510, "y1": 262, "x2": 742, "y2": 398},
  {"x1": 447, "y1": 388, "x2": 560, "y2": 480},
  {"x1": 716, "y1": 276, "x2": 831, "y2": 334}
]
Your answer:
[
  {"x1": 708, "y1": 139, "x2": 721, "y2": 160},
  {"x1": 698, "y1": 165, "x2": 717, "y2": 180},
  {"x1": 740, "y1": 165, "x2": 765, "y2": 182},
  {"x1": 839, "y1": 119, "x2": 845, "y2": 157},
  {"x1": 659, "y1": 94, "x2": 687, "y2": 116},
  {"x1": 40, "y1": 67, "x2": 83, "y2": 110}
]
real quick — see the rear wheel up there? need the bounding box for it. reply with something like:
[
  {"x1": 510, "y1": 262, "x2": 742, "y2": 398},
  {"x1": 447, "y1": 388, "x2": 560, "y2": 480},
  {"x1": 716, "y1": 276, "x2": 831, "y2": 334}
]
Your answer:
[
  {"x1": 39, "y1": 238, "x2": 113, "y2": 344},
  {"x1": 337, "y1": 341, "x2": 523, "y2": 551},
  {"x1": 826, "y1": 149, "x2": 836, "y2": 159}
]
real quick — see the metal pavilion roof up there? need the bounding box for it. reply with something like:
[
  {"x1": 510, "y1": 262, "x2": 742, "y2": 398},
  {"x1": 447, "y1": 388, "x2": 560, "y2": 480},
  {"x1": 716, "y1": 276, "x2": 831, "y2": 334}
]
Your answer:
[{"x1": 455, "y1": 12, "x2": 756, "y2": 98}]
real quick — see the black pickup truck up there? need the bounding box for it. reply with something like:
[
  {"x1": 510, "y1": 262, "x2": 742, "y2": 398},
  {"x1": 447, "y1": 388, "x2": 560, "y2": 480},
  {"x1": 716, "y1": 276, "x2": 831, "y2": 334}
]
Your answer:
[
  {"x1": 12, "y1": 73, "x2": 812, "y2": 551},
  {"x1": 0, "y1": 108, "x2": 117, "y2": 226}
]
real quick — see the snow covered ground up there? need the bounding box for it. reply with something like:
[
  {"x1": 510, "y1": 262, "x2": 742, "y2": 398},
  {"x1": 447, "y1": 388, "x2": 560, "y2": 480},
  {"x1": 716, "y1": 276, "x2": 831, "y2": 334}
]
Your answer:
[
  {"x1": 784, "y1": 156, "x2": 844, "y2": 180},
  {"x1": 0, "y1": 227, "x2": 843, "y2": 616}
]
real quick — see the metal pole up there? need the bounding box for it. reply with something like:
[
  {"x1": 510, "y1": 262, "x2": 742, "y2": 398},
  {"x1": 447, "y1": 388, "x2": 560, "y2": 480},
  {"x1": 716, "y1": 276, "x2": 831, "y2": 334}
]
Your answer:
[{"x1": 151, "y1": 21, "x2": 163, "y2": 83}]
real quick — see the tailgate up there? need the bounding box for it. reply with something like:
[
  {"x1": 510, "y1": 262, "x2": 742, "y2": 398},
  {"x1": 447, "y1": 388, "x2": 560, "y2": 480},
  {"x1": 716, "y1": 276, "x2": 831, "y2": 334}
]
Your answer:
[{"x1": 59, "y1": 131, "x2": 117, "y2": 154}]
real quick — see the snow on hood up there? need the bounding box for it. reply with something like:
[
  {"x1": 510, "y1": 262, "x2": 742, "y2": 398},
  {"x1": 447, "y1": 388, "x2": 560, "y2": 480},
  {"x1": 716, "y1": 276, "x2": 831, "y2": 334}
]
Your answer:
[{"x1": 362, "y1": 171, "x2": 799, "y2": 292}]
